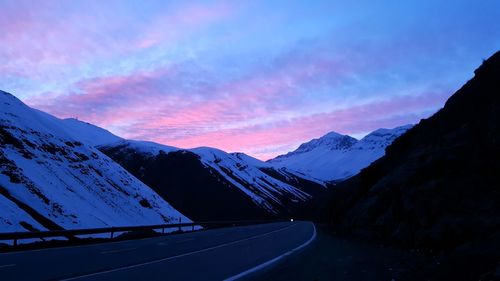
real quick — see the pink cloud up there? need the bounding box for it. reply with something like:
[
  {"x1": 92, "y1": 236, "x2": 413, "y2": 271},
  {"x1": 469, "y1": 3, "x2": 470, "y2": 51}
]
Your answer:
[
  {"x1": 22, "y1": 29, "x2": 453, "y2": 160},
  {"x1": 27, "y1": 64, "x2": 449, "y2": 160},
  {"x1": 142, "y1": 91, "x2": 449, "y2": 159},
  {"x1": 26, "y1": 48, "x2": 355, "y2": 142},
  {"x1": 0, "y1": 1, "x2": 238, "y2": 77}
]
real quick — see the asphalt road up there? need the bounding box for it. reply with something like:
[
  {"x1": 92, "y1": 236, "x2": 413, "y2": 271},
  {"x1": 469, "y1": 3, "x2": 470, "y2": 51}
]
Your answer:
[{"x1": 0, "y1": 221, "x2": 315, "y2": 281}]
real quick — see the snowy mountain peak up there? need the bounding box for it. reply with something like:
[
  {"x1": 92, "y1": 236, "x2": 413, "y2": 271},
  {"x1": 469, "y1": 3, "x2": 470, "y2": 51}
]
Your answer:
[
  {"x1": 352, "y1": 124, "x2": 413, "y2": 150},
  {"x1": 269, "y1": 125, "x2": 413, "y2": 181},
  {"x1": 272, "y1": 132, "x2": 357, "y2": 162},
  {"x1": 298, "y1": 132, "x2": 357, "y2": 152},
  {"x1": 365, "y1": 124, "x2": 413, "y2": 140},
  {"x1": 322, "y1": 131, "x2": 347, "y2": 139}
]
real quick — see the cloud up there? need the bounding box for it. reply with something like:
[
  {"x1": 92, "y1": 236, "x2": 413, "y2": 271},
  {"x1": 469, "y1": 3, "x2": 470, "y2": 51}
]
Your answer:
[
  {"x1": 141, "y1": 91, "x2": 448, "y2": 160},
  {"x1": 26, "y1": 42, "x2": 359, "y2": 138},
  {"x1": 9, "y1": 0, "x2": 499, "y2": 159},
  {"x1": 26, "y1": 50, "x2": 450, "y2": 160},
  {"x1": 0, "y1": 0, "x2": 238, "y2": 81},
  {"x1": 25, "y1": 25, "x2": 463, "y2": 159}
]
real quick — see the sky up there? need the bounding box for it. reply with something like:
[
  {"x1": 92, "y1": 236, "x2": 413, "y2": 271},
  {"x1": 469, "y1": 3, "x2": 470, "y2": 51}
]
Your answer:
[{"x1": 1, "y1": 1, "x2": 499, "y2": 160}]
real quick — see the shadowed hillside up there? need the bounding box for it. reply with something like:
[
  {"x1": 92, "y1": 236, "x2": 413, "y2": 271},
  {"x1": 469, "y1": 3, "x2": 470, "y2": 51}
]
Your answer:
[{"x1": 329, "y1": 51, "x2": 500, "y2": 279}]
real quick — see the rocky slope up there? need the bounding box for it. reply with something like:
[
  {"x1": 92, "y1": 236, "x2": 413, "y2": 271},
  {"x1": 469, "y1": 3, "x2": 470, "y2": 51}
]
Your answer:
[{"x1": 329, "y1": 51, "x2": 500, "y2": 279}]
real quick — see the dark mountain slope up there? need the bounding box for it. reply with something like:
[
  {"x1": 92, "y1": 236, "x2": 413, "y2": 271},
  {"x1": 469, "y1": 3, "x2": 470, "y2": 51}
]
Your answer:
[
  {"x1": 100, "y1": 141, "x2": 327, "y2": 221},
  {"x1": 259, "y1": 167, "x2": 334, "y2": 219},
  {"x1": 98, "y1": 145, "x2": 271, "y2": 221},
  {"x1": 329, "y1": 51, "x2": 500, "y2": 279}
]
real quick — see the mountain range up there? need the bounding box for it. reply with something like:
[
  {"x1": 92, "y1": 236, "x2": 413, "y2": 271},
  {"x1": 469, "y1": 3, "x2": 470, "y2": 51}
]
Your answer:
[
  {"x1": 99, "y1": 141, "x2": 325, "y2": 221},
  {"x1": 96, "y1": 124, "x2": 412, "y2": 220},
  {"x1": 268, "y1": 125, "x2": 413, "y2": 181},
  {"x1": 0, "y1": 90, "x2": 188, "y2": 232},
  {"x1": 0, "y1": 88, "x2": 411, "y2": 230}
]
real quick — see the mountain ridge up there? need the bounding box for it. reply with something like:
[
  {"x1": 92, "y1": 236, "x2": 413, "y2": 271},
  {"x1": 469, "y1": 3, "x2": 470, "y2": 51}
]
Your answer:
[
  {"x1": 0, "y1": 90, "x2": 190, "y2": 232},
  {"x1": 99, "y1": 140, "x2": 325, "y2": 221},
  {"x1": 269, "y1": 125, "x2": 413, "y2": 181},
  {"x1": 328, "y1": 51, "x2": 500, "y2": 279}
]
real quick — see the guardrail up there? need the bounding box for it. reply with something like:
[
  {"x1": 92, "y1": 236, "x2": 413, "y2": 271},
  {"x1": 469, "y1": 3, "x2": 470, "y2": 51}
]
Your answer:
[{"x1": 0, "y1": 219, "x2": 286, "y2": 247}]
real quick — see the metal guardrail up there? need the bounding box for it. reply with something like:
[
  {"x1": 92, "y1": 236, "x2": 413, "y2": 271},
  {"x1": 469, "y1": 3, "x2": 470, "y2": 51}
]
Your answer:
[{"x1": 0, "y1": 219, "x2": 286, "y2": 246}]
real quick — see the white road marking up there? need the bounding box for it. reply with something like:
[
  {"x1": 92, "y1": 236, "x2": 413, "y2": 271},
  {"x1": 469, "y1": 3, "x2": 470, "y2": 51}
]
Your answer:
[
  {"x1": 0, "y1": 264, "x2": 16, "y2": 269},
  {"x1": 156, "y1": 242, "x2": 168, "y2": 246},
  {"x1": 60, "y1": 223, "x2": 297, "y2": 281},
  {"x1": 100, "y1": 247, "x2": 136, "y2": 255},
  {"x1": 224, "y1": 222, "x2": 317, "y2": 281}
]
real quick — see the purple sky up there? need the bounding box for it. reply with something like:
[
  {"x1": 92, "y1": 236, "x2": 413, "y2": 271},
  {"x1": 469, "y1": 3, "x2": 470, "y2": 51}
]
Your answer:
[{"x1": 1, "y1": 0, "x2": 499, "y2": 159}]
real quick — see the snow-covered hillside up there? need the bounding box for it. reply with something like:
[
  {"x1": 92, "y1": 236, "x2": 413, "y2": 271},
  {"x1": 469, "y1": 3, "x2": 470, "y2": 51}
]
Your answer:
[
  {"x1": 269, "y1": 125, "x2": 413, "y2": 181},
  {"x1": 230, "y1": 152, "x2": 328, "y2": 187},
  {"x1": 191, "y1": 147, "x2": 312, "y2": 210},
  {"x1": 100, "y1": 140, "x2": 317, "y2": 218},
  {"x1": 0, "y1": 90, "x2": 189, "y2": 232},
  {"x1": 60, "y1": 118, "x2": 122, "y2": 146}
]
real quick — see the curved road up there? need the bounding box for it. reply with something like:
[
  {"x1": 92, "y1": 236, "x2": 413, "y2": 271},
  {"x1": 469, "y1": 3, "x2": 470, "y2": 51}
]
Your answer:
[{"x1": 0, "y1": 221, "x2": 315, "y2": 280}]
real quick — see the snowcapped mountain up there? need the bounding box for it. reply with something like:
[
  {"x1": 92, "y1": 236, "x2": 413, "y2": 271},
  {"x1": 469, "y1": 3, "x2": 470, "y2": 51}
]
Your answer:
[
  {"x1": 269, "y1": 125, "x2": 413, "y2": 182},
  {"x1": 0, "y1": 90, "x2": 189, "y2": 232},
  {"x1": 276, "y1": 132, "x2": 358, "y2": 159},
  {"x1": 99, "y1": 141, "x2": 327, "y2": 221}
]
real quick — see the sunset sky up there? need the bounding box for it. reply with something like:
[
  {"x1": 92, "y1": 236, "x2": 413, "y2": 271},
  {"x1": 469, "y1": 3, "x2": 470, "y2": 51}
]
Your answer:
[{"x1": 1, "y1": 0, "x2": 499, "y2": 159}]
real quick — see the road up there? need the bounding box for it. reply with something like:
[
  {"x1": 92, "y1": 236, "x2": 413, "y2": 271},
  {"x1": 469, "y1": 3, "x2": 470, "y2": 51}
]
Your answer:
[{"x1": 0, "y1": 221, "x2": 315, "y2": 281}]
